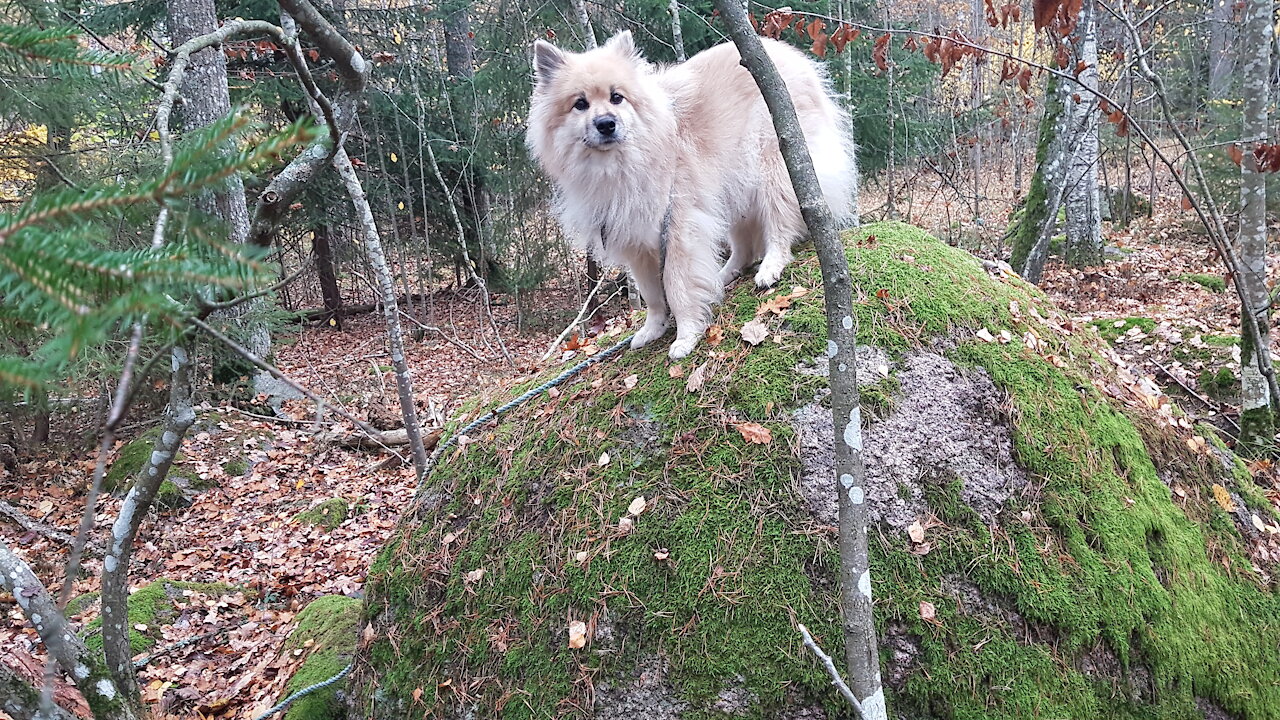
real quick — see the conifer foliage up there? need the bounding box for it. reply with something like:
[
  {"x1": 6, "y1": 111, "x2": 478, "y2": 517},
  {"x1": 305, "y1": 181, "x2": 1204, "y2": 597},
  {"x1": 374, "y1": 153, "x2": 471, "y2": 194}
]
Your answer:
[{"x1": 0, "y1": 16, "x2": 312, "y2": 399}]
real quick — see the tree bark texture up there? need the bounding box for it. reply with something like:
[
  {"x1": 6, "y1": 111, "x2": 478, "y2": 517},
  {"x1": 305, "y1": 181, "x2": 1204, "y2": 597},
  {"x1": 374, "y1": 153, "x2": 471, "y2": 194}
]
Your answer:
[
  {"x1": 713, "y1": 2, "x2": 883, "y2": 717},
  {"x1": 167, "y1": 0, "x2": 271, "y2": 363},
  {"x1": 669, "y1": 0, "x2": 687, "y2": 60},
  {"x1": 0, "y1": 544, "x2": 140, "y2": 720},
  {"x1": 313, "y1": 224, "x2": 344, "y2": 329},
  {"x1": 1010, "y1": 76, "x2": 1066, "y2": 283},
  {"x1": 1061, "y1": 0, "x2": 1103, "y2": 267},
  {"x1": 1237, "y1": 0, "x2": 1275, "y2": 451},
  {"x1": 100, "y1": 346, "x2": 195, "y2": 705},
  {"x1": 0, "y1": 662, "x2": 77, "y2": 720}
]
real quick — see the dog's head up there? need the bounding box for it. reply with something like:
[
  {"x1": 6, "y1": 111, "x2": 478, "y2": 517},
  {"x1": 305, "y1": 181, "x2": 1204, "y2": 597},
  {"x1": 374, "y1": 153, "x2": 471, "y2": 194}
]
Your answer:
[{"x1": 527, "y1": 32, "x2": 661, "y2": 161}]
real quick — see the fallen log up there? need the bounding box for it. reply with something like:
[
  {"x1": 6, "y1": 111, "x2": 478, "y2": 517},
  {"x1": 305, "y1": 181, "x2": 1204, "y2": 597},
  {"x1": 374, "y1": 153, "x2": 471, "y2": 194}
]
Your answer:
[{"x1": 318, "y1": 427, "x2": 443, "y2": 451}]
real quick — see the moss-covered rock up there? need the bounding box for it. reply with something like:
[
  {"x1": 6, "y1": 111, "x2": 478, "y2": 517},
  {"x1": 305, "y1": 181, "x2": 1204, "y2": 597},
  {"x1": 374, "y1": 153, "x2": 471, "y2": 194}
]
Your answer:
[
  {"x1": 281, "y1": 595, "x2": 361, "y2": 720},
  {"x1": 295, "y1": 498, "x2": 349, "y2": 531},
  {"x1": 1088, "y1": 316, "x2": 1155, "y2": 345},
  {"x1": 83, "y1": 579, "x2": 238, "y2": 654},
  {"x1": 353, "y1": 223, "x2": 1280, "y2": 719},
  {"x1": 105, "y1": 427, "x2": 200, "y2": 503},
  {"x1": 1176, "y1": 273, "x2": 1227, "y2": 293}
]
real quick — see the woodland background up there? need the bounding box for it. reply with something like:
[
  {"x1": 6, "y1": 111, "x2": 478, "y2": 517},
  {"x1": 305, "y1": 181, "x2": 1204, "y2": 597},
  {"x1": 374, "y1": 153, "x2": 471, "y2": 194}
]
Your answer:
[{"x1": 0, "y1": 0, "x2": 1277, "y2": 716}]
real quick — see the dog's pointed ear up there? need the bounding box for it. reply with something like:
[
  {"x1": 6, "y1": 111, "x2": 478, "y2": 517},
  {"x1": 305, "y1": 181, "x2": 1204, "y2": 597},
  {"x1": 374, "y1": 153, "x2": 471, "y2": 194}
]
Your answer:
[
  {"x1": 604, "y1": 30, "x2": 637, "y2": 59},
  {"x1": 533, "y1": 40, "x2": 566, "y2": 83}
]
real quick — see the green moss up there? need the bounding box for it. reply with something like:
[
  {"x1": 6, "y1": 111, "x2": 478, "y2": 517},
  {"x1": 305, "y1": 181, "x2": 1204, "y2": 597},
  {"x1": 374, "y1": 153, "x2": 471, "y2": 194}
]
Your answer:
[
  {"x1": 295, "y1": 498, "x2": 349, "y2": 530},
  {"x1": 1176, "y1": 273, "x2": 1227, "y2": 293},
  {"x1": 1203, "y1": 334, "x2": 1238, "y2": 348},
  {"x1": 154, "y1": 480, "x2": 186, "y2": 510},
  {"x1": 105, "y1": 427, "x2": 162, "y2": 492},
  {"x1": 356, "y1": 224, "x2": 1280, "y2": 720},
  {"x1": 859, "y1": 376, "x2": 901, "y2": 419},
  {"x1": 1089, "y1": 317, "x2": 1156, "y2": 345},
  {"x1": 222, "y1": 457, "x2": 248, "y2": 477},
  {"x1": 65, "y1": 591, "x2": 100, "y2": 617},
  {"x1": 1197, "y1": 366, "x2": 1238, "y2": 399},
  {"x1": 282, "y1": 595, "x2": 361, "y2": 720},
  {"x1": 84, "y1": 580, "x2": 237, "y2": 654},
  {"x1": 105, "y1": 427, "x2": 195, "y2": 494}
]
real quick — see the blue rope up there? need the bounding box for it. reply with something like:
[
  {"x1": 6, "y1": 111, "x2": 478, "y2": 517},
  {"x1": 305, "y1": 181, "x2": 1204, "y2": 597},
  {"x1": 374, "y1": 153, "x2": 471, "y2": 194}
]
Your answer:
[
  {"x1": 253, "y1": 661, "x2": 352, "y2": 720},
  {"x1": 252, "y1": 334, "x2": 632, "y2": 719}
]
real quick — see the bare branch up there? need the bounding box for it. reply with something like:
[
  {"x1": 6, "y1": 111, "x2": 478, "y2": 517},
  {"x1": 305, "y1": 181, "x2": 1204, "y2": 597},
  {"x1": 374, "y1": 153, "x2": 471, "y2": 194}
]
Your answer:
[{"x1": 797, "y1": 623, "x2": 866, "y2": 718}]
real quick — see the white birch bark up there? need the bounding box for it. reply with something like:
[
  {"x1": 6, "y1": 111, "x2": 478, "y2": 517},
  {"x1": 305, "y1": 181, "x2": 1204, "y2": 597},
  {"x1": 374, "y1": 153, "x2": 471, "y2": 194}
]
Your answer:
[
  {"x1": 1062, "y1": 0, "x2": 1103, "y2": 267},
  {"x1": 1238, "y1": 0, "x2": 1274, "y2": 447}
]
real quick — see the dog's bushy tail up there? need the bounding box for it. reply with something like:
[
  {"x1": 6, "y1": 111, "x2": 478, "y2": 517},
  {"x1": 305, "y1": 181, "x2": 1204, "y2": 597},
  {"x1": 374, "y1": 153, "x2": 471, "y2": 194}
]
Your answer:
[{"x1": 807, "y1": 102, "x2": 861, "y2": 227}]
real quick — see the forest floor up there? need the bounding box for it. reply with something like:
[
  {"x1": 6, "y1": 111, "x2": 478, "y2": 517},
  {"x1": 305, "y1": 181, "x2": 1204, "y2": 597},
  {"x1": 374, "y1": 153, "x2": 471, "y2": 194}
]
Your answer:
[{"x1": 2, "y1": 184, "x2": 1277, "y2": 718}]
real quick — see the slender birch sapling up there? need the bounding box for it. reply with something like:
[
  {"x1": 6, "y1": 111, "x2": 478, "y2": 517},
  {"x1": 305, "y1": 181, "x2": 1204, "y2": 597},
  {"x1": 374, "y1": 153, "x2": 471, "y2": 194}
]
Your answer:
[{"x1": 712, "y1": 2, "x2": 884, "y2": 717}]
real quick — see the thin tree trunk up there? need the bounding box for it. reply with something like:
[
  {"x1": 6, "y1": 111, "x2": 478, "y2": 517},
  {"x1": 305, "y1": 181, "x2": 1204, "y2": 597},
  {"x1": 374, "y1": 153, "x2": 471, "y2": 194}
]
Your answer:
[
  {"x1": 334, "y1": 147, "x2": 430, "y2": 479},
  {"x1": 100, "y1": 346, "x2": 195, "y2": 703},
  {"x1": 669, "y1": 0, "x2": 686, "y2": 61},
  {"x1": 715, "y1": 2, "x2": 883, "y2": 717},
  {"x1": 1237, "y1": 0, "x2": 1275, "y2": 451},
  {"x1": 1010, "y1": 76, "x2": 1067, "y2": 282},
  {"x1": 314, "y1": 224, "x2": 343, "y2": 329},
  {"x1": 1062, "y1": 0, "x2": 1104, "y2": 267}
]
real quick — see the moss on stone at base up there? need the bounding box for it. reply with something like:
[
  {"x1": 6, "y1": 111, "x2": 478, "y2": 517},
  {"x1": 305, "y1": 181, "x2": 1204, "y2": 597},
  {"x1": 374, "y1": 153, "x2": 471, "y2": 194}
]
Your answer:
[
  {"x1": 1176, "y1": 273, "x2": 1227, "y2": 293},
  {"x1": 295, "y1": 498, "x2": 349, "y2": 530},
  {"x1": 281, "y1": 595, "x2": 361, "y2": 720},
  {"x1": 83, "y1": 579, "x2": 239, "y2": 654},
  {"x1": 1088, "y1": 316, "x2": 1155, "y2": 345},
  {"x1": 353, "y1": 223, "x2": 1280, "y2": 720}
]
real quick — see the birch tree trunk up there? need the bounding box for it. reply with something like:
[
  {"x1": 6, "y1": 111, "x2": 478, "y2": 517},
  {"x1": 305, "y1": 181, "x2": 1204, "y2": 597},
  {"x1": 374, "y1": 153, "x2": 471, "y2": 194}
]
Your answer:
[
  {"x1": 669, "y1": 0, "x2": 687, "y2": 61},
  {"x1": 1061, "y1": 0, "x2": 1103, "y2": 267},
  {"x1": 1010, "y1": 76, "x2": 1068, "y2": 283},
  {"x1": 1237, "y1": 0, "x2": 1275, "y2": 452},
  {"x1": 100, "y1": 347, "x2": 195, "y2": 704},
  {"x1": 714, "y1": 2, "x2": 883, "y2": 717}
]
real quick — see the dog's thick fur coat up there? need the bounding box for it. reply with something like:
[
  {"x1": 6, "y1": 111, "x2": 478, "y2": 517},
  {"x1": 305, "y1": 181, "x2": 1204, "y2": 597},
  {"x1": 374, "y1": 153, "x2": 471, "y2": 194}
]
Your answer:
[{"x1": 527, "y1": 32, "x2": 857, "y2": 358}]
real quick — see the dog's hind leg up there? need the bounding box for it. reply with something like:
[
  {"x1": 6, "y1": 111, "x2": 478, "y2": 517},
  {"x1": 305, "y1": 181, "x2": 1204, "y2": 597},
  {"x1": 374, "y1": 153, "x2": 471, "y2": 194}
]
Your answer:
[
  {"x1": 753, "y1": 168, "x2": 805, "y2": 288},
  {"x1": 719, "y1": 214, "x2": 762, "y2": 286},
  {"x1": 665, "y1": 209, "x2": 726, "y2": 360},
  {"x1": 628, "y1": 248, "x2": 670, "y2": 349}
]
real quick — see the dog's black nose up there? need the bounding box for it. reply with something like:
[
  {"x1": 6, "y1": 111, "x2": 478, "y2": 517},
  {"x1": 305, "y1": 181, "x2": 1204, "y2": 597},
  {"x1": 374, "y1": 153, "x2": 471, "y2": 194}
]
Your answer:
[{"x1": 594, "y1": 116, "x2": 617, "y2": 136}]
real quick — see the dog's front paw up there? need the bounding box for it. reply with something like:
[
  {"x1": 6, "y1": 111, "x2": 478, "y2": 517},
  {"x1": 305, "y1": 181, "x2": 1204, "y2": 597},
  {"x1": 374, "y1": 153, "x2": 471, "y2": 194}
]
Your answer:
[
  {"x1": 668, "y1": 335, "x2": 700, "y2": 360},
  {"x1": 630, "y1": 320, "x2": 669, "y2": 349},
  {"x1": 754, "y1": 257, "x2": 787, "y2": 288},
  {"x1": 719, "y1": 267, "x2": 743, "y2": 287}
]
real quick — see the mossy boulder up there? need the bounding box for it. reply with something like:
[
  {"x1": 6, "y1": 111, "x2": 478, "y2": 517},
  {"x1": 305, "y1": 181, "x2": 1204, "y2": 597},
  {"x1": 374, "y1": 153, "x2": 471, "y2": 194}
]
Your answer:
[
  {"x1": 296, "y1": 498, "x2": 350, "y2": 531},
  {"x1": 83, "y1": 579, "x2": 238, "y2": 654},
  {"x1": 105, "y1": 427, "x2": 200, "y2": 504},
  {"x1": 352, "y1": 223, "x2": 1280, "y2": 719},
  {"x1": 281, "y1": 595, "x2": 361, "y2": 720}
]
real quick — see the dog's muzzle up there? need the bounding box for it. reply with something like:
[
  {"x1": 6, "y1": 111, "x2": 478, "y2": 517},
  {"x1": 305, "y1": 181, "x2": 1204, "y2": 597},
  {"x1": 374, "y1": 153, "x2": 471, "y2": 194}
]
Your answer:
[{"x1": 585, "y1": 114, "x2": 623, "y2": 148}]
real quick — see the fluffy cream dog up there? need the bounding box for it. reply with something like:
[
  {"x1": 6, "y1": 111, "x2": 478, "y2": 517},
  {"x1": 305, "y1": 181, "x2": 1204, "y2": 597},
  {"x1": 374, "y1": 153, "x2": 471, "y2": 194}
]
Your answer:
[{"x1": 527, "y1": 31, "x2": 857, "y2": 359}]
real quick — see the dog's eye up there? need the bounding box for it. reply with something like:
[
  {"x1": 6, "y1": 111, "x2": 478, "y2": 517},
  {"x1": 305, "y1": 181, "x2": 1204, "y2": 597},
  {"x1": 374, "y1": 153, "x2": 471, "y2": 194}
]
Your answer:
[
  {"x1": 573, "y1": 97, "x2": 589, "y2": 111},
  {"x1": 610, "y1": 92, "x2": 625, "y2": 105}
]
